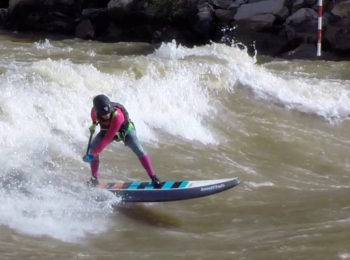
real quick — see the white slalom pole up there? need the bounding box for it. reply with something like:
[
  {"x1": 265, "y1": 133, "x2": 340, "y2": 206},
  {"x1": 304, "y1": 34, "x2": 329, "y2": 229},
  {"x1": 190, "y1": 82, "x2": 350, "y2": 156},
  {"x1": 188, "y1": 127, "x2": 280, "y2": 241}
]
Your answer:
[{"x1": 317, "y1": 0, "x2": 323, "y2": 56}]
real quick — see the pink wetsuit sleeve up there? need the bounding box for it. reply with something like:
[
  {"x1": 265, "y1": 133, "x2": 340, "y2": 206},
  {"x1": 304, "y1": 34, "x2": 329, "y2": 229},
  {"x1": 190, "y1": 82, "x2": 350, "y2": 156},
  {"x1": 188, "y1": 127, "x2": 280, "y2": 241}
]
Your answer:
[
  {"x1": 91, "y1": 107, "x2": 98, "y2": 123},
  {"x1": 92, "y1": 108, "x2": 125, "y2": 157}
]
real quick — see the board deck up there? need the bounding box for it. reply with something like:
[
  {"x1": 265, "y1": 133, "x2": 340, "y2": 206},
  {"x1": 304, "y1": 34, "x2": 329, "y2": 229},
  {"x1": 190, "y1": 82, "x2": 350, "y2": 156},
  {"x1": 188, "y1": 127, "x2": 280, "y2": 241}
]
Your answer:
[{"x1": 96, "y1": 177, "x2": 240, "y2": 202}]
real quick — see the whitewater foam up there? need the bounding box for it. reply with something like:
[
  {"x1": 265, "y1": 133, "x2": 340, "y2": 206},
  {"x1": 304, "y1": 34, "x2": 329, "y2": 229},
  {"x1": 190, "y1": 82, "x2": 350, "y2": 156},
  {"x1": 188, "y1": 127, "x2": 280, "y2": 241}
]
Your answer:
[
  {"x1": 153, "y1": 41, "x2": 350, "y2": 122},
  {"x1": 1, "y1": 38, "x2": 350, "y2": 243},
  {"x1": 0, "y1": 43, "x2": 221, "y2": 241}
]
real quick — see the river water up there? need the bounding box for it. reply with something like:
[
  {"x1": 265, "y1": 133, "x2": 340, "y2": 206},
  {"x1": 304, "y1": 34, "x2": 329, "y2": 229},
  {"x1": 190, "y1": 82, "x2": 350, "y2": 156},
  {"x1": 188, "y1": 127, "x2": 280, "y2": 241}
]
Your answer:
[{"x1": 0, "y1": 31, "x2": 350, "y2": 259}]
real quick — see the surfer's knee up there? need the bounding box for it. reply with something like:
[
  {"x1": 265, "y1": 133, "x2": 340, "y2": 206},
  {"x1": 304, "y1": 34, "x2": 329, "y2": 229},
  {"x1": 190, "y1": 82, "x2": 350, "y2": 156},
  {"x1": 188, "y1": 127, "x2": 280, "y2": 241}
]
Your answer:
[
  {"x1": 125, "y1": 133, "x2": 146, "y2": 157},
  {"x1": 131, "y1": 142, "x2": 146, "y2": 157}
]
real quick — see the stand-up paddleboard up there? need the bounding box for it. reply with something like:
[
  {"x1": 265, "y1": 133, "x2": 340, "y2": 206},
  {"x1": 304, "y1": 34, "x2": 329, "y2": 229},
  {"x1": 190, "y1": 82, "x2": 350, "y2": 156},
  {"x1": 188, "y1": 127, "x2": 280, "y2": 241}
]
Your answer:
[{"x1": 96, "y1": 178, "x2": 240, "y2": 202}]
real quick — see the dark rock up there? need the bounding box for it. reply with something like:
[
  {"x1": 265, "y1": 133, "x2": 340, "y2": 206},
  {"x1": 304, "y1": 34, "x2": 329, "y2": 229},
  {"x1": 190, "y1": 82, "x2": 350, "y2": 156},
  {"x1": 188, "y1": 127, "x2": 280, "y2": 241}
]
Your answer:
[
  {"x1": 3, "y1": 0, "x2": 350, "y2": 59},
  {"x1": 45, "y1": 11, "x2": 76, "y2": 33},
  {"x1": 235, "y1": 0, "x2": 248, "y2": 4},
  {"x1": 276, "y1": 6, "x2": 290, "y2": 21},
  {"x1": 47, "y1": 19, "x2": 70, "y2": 32},
  {"x1": 292, "y1": 0, "x2": 305, "y2": 13},
  {"x1": 236, "y1": 13, "x2": 276, "y2": 31},
  {"x1": 280, "y1": 43, "x2": 339, "y2": 60},
  {"x1": 153, "y1": 26, "x2": 194, "y2": 44},
  {"x1": 331, "y1": 0, "x2": 350, "y2": 24},
  {"x1": 9, "y1": 0, "x2": 44, "y2": 16},
  {"x1": 285, "y1": 7, "x2": 317, "y2": 25},
  {"x1": 107, "y1": 0, "x2": 135, "y2": 10},
  {"x1": 43, "y1": 0, "x2": 75, "y2": 6},
  {"x1": 107, "y1": 0, "x2": 137, "y2": 20},
  {"x1": 284, "y1": 8, "x2": 318, "y2": 44},
  {"x1": 75, "y1": 18, "x2": 94, "y2": 39},
  {"x1": 234, "y1": 0, "x2": 287, "y2": 20},
  {"x1": 82, "y1": 8, "x2": 106, "y2": 18},
  {"x1": 212, "y1": 0, "x2": 235, "y2": 9},
  {"x1": 81, "y1": 8, "x2": 109, "y2": 36},
  {"x1": 0, "y1": 0, "x2": 8, "y2": 8},
  {"x1": 43, "y1": 0, "x2": 80, "y2": 16},
  {"x1": 325, "y1": 24, "x2": 350, "y2": 52},
  {"x1": 8, "y1": 0, "x2": 80, "y2": 32},
  {"x1": 82, "y1": 0, "x2": 110, "y2": 9},
  {"x1": 226, "y1": 26, "x2": 289, "y2": 56},
  {"x1": 193, "y1": 5, "x2": 216, "y2": 41},
  {"x1": 215, "y1": 8, "x2": 236, "y2": 23},
  {"x1": 251, "y1": 33, "x2": 289, "y2": 56},
  {"x1": 104, "y1": 22, "x2": 122, "y2": 41},
  {"x1": 304, "y1": 0, "x2": 316, "y2": 7},
  {"x1": 281, "y1": 43, "x2": 316, "y2": 59},
  {"x1": 0, "y1": 8, "x2": 8, "y2": 26},
  {"x1": 197, "y1": 0, "x2": 212, "y2": 10}
]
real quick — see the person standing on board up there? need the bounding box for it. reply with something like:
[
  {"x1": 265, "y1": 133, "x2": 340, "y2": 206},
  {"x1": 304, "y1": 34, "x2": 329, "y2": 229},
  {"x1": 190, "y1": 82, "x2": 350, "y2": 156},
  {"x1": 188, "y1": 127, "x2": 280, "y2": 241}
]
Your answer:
[{"x1": 83, "y1": 94, "x2": 161, "y2": 188}]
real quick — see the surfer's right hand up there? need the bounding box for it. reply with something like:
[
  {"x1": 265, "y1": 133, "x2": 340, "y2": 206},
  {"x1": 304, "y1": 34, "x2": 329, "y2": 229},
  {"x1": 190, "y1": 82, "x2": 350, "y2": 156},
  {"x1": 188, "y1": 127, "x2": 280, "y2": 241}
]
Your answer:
[{"x1": 83, "y1": 154, "x2": 95, "y2": 163}]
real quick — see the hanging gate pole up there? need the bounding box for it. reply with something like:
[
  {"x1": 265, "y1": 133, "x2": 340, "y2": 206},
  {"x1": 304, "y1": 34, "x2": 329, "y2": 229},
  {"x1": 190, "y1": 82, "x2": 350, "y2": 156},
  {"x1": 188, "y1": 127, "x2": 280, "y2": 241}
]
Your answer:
[{"x1": 317, "y1": 0, "x2": 323, "y2": 57}]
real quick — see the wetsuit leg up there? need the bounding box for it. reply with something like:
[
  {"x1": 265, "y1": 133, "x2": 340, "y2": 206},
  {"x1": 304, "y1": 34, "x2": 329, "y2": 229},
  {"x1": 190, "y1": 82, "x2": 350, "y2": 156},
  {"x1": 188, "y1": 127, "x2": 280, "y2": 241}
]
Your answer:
[
  {"x1": 124, "y1": 129, "x2": 155, "y2": 177},
  {"x1": 124, "y1": 129, "x2": 146, "y2": 157},
  {"x1": 89, "y1": 131, "x2": 105, "y2": 178}
]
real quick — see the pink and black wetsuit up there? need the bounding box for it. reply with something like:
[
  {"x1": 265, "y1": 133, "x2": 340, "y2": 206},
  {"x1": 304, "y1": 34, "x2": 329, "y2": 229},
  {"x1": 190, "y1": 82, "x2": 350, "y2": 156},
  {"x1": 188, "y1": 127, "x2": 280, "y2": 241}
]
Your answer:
[
  {"x1": 88, "y1": 103, "x2": 155, "y2": 180},
  {"x1": 90, "y1": 105, "x2": 125, "y2": 158}
]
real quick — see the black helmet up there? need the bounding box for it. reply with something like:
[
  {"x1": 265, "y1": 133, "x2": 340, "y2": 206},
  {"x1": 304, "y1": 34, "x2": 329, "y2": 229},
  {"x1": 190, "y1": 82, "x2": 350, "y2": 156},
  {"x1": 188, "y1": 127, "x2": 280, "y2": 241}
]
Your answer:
[{"x1": 93, "y1": 94, "x2": 112, "y2": 116}]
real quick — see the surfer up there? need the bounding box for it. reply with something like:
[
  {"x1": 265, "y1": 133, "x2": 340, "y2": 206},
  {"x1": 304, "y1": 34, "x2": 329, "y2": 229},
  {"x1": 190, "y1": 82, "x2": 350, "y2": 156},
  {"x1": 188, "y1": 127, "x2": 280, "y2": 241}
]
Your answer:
[{"x1": 83, "y1": 94, "x2": 161, "y2": 188}]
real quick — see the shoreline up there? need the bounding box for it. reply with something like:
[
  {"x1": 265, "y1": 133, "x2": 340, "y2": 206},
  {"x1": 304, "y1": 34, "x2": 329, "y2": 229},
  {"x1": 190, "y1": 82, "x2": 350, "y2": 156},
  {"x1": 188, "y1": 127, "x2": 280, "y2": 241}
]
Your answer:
[{"x1": 1, "y1": 0, "x2": 350, "y2": 61}]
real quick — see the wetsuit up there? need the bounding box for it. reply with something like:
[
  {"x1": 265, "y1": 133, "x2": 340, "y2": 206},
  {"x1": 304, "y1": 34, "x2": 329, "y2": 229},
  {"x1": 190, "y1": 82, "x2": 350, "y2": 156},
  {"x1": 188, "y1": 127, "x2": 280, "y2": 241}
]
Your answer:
[{"x1": 88, "y1": 103, "x2": 155, "y2": 179}]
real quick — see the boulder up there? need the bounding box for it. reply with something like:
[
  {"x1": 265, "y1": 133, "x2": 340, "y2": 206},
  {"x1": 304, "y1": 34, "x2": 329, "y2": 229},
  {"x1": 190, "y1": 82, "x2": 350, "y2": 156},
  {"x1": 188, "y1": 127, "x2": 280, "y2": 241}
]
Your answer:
[
  {"x1": 285, "y1": 8, "x2": 317, "y2": 25},
  {"x1": 82, "y1": 0, "x2": 110, "y2": 9},
  {"x1": 46, "y1": 18, "x2": 72, "y2": 33},
  {"x1": 197, "y1": 0, "x2": 213, "y2": 10},
  {"x1": 75, "y1": 18, "x2": 95, "y2": 39},
  {"x1": 107, "y1": 0, "x2": 135, "y2": 10},
  {"x1": 227, "y1": 27, "x2": 289, "y2": 56},
  {"x1": 8, "y1": 0, "x2": 80, "y2": 31},
  {"x1": 246, "y1": 0, "x2": 267, "y2": 3},
  {"x1": 292, "y1": 0, "x2": 305, "y2": 12},
  {"x1": 107, "y1": 0, "x2": 137, "y2": 19},
  {"x1": 280, "y1": 43, "x2": 339, "y2": 60},
  {"x1": 212, "y1": 0, "x2": 237, "y2": 9},
  {"x1": 193, "y1": 5, "x2": 216, "y2": 40},
  {"x1": 331, "y1": 0, "x2": 350, "y2": 18},
  {"x1": 284, "y1": 8, "x2": 319, "y2": 43},
  {"x1": 0, "y1": 8, "x2": 8, "y2": 25},
  {"x1": 2, "y1": 0, "x2": 350, "y2": 59},
  {"x1": 43, "y1": 0, "x2": 76, "y2": 7},
  {"x1": 104, "y1": 22, "x2": 122, "y2": 41},
  {"x1": 215, "y1": 8, "x2": 236, "y2": 23},
  {"x1": 235, "y1": 0, "x2": 248, "y2": 4},
  {"x1": 281, "y1": 43, "x2": 316, "y2": 59},
  {"x1": 81, "y1": 8, "x2": 109, "y2": 35},
  {"x1": 277, "y1": 6, "x2": 290, "y2": 20},
  {"x1": 0, "y1": 1, "x2": 8, "y2": 8},
  {"x1": 44, "y1": 0, "x2": 79, "y2": 16},
  {"x1": 236, "y1": 13, "x2": 276, "y2": 31},
  {"x1": 82, "y1": 8, "x2": 105, "y2": 17},
  {"x1": 9, "y1": 0, "x2": 79, "y2": 14},
  {"x1": 324, "y1": 24, "x2": 350, "y2": 52},
  {"x1": 305, "y1": 0, "x2": 316, "y2": 6},
  {"x1": 9, "y1": 0, "x2": 44, "y2": 15},
  {"x1": 234, "y1": 0, "x2": 287, "y2": 20}
]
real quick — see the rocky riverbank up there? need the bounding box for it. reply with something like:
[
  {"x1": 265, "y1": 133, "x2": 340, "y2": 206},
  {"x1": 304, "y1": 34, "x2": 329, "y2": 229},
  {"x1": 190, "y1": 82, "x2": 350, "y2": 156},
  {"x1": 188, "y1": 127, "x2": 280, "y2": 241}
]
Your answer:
[{"x1": 1, "y1": 0, "x2": 350, "y2": 60}]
